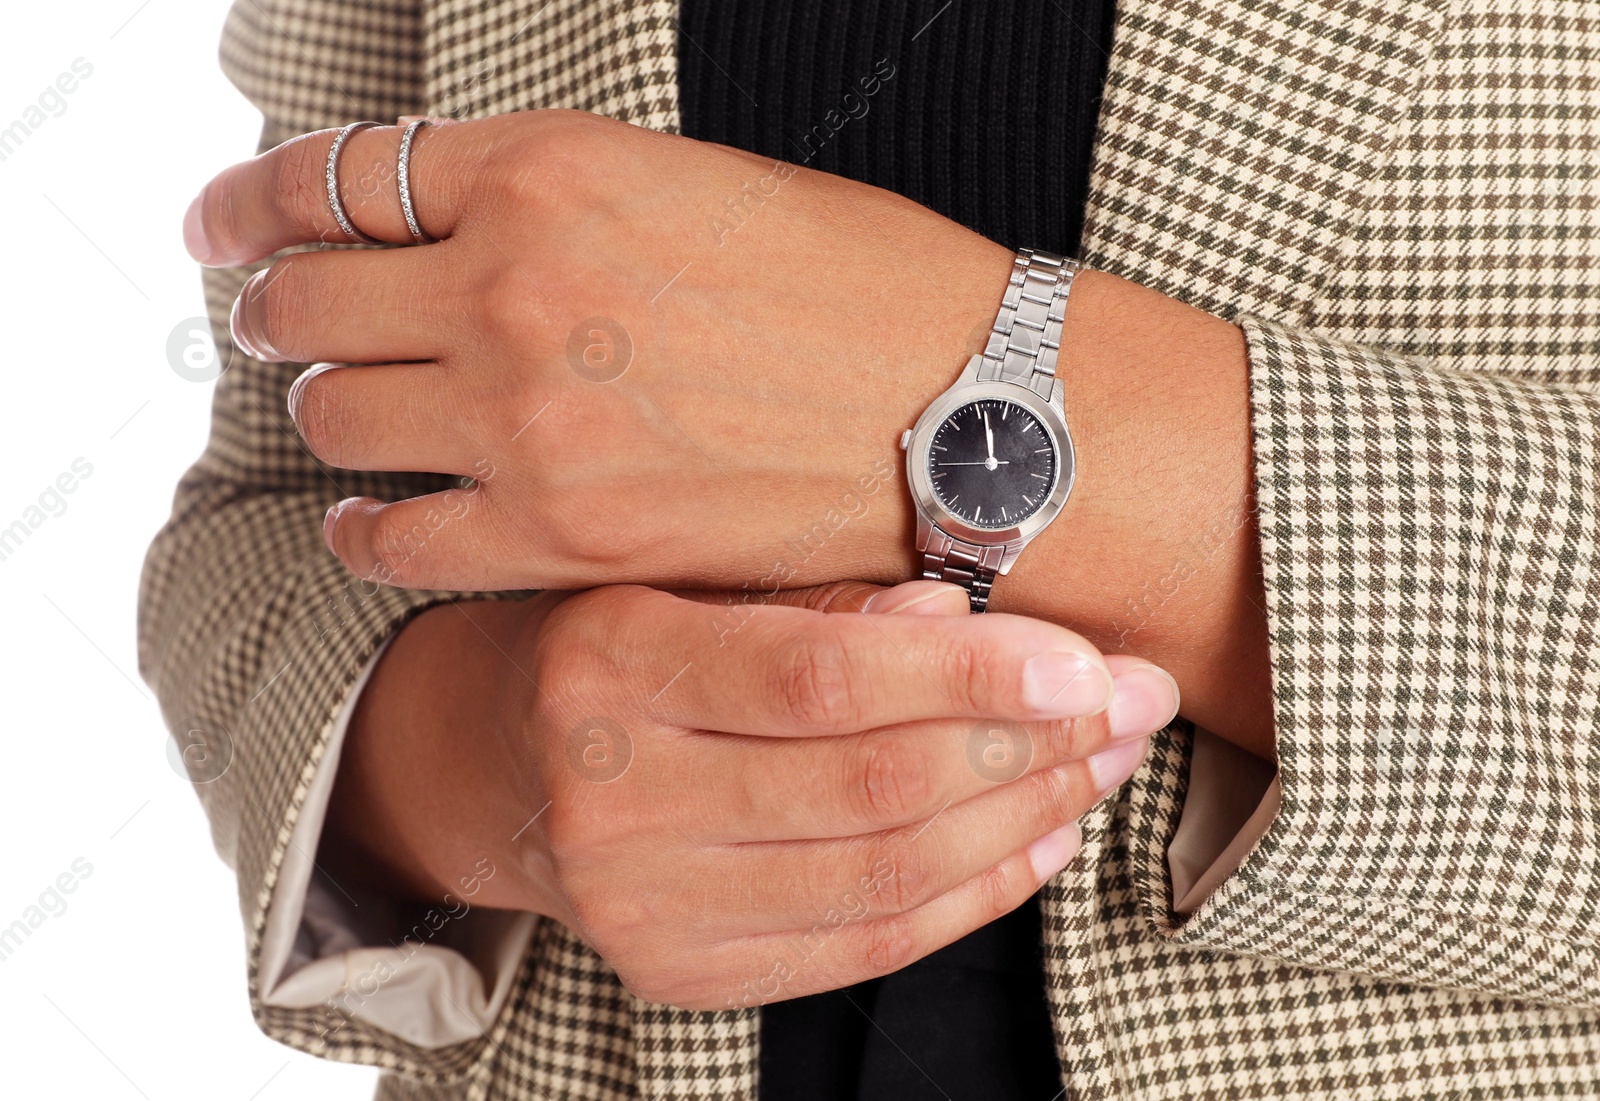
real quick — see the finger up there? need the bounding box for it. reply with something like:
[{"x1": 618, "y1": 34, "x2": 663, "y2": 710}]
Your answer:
[
  {"x1": 670, "y1": 580, "x2": 970, "y2": 617},
  {"x1": 1102, "y1": 655, "x2": 1182, "y2": 741},
  {"x1": 681, "y1": 658, "x2": 1174, "y2": 843},
  {"x1": 185, "y1": 120, "x2": 472, "y2": 267},
  {"x1": 288, "y1": 363, "x2": 477, "y2": 475},
  {"x1": 322, "y1": 489, "x2": 499, "y2": 590},
  {"x1": 856, "y1": 581, "x2": 971, "y2": 616},
  {"x1": 230, "y1": 247, "x2": 462, "y2": 364},
  {"x1": 643, "y1": 597, "x2": 1118, "y2": 735},
  {"x1": 696, "y1": 737, "x2": 1148, "y2": 935},
  {"x1": 323, "y1": 484, "x2": 621, "y2": 591},
  {"x1": 729, "y1": 823, "x2": 1084, "y2": 1004}
]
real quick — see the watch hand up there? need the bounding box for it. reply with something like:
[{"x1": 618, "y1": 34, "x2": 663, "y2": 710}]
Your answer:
[
  {"x1": 939, "y1": 460, "x2": 1011, "y2": 466},
  {"x1": 984, "y1": 411, "x2": 995, "y2": 462}
]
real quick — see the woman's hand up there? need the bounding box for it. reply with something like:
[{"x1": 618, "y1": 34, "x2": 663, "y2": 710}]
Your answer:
[
  {"x1": 187, "y1": 110, "x2": 1011, "y2": 592},
  {"x1": 189, "y1": 110, "x2": 1274, "y2": 759},
  {"x1": 323, "y1": 580, "x2": 1180, "y2": 1010}
]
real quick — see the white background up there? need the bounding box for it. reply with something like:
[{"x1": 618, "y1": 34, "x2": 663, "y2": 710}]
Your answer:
[{"x1": 0, "y1": 1, "x2": 377, "y2": 1097}]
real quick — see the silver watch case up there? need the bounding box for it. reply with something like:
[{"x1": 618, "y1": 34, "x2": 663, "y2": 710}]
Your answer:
[{"x1": 903, "y1": 354, "x2": 1076, "y2": 576}]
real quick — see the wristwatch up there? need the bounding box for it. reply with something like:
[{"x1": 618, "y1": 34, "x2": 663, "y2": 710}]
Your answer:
[{"x1": 899, "y1": 249, "x2": 1079, "y2": 612}]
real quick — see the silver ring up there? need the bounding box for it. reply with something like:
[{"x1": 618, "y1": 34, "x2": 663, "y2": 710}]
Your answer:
[
  {"x1": 325, "y1": 121, "x2": 383, "y2": 244},
  {"x1": 397, "y1": 119, "x2": 434, "y2": 244}
]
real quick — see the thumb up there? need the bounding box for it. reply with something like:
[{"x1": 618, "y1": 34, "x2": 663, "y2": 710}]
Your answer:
[{"x1": 672, "y1": 579, "x2": 970, "y2": 616}]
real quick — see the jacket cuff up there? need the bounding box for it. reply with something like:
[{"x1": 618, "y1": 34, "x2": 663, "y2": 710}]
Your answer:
[
  {"x1": 257, "y1": 644, "x2": 538, "y2": 1050},
  {"x1": 1121, "y1": 316, "x2": 1600, "y2": 1008},
  {"x1": 1167, "y1": 729, "x2": 1279, "y2": 914},
  {"x1": 232, "y1": 552, "x2": 526, "y2": 1079}
]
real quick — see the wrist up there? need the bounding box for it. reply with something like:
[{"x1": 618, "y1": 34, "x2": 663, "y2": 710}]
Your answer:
[
  {"x1": 996, "y1": 269, "x2": 1274, "y2": 756},
  {"x1": 322, "y1": 595, "x2": 565, "y2": 913},
  {"x1": 854, "y1": 232, "x2": 1018, "y2": 583}
]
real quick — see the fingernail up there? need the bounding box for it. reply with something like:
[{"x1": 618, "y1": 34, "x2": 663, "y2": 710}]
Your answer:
[
  {"x1": 183, "y1": 190, "x2": 220, "y2": 266},
  {"x1": 229, "y1": 284, "x2": 255, "y2": 357},
  {"x1": 288, "y1": 362, "x2": 341, "y2": 422},
  {"x1": 230, "y1": 276, "x2": 264, "y2": 358},
  {"x1": 229, "y1": 274, "x2": 277, "y2": 360},
  {"x1": 862, "y1": 582, "x2": 967, "y2": 616},
  {"x1": 1087, "y1": 737, "x2": 1149, "y2": 795},
  {"x1": 323, "y1": 502, "x2": 341, "y2": 553},
  {"x1": 1026, "y1": 822, "x2": 1081, "y2": 882},
  {"x1": 1107, "y1": 665, "x2": 1181, "y2": 741},
  {"x1": 1023, "y1": 652, "x2": 1112, "y2": 718}
]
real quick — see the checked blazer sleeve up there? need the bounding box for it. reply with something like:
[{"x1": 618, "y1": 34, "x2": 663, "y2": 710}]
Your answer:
[
  {"x1": 1078, "y1": 0, "x2": 1600, "y2": 1013},
  {"x1": 1121, "y1": 319, "x2": 1600, "y2": 1009},
  {"x1": 137, "y1": 183, "x2": 525, "y2": 1082},
  {"x1": 135, "y1": 0, "x2": 537, "y2": 1081}
]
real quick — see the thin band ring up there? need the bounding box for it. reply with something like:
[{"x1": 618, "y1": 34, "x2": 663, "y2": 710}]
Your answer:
[
  {"x1": 325, "y1": 121, "x2": 383, "y2": 244},
  {"x1": 397, "y1": 119, "x2": 434, "y2": 244}
]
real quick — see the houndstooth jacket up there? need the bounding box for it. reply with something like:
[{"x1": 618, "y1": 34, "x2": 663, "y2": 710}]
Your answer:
[{"x1": 138, "y1": 0, "x2": 1600, "y2": 1098}]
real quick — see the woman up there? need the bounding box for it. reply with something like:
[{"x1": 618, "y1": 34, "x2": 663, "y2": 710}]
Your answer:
[{"x1": 142, "y1": 0, "x2": 1600, "y2": 1098}]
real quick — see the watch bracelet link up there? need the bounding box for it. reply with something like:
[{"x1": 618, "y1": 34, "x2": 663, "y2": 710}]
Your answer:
[
  {"x1": 978, "y1": 248, "x2": 1081, "y2": 396},
  {"x1": 920, "y1": 529, "x2": 1006, "y2": 613},
  {"x1": 922, "y1": 248, "x2": 1079, "y2": 612}
]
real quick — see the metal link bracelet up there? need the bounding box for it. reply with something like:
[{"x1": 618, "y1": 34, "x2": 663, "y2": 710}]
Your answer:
[{"x1": 920, "y1": 250, "x2": 1079, "y2": 611}]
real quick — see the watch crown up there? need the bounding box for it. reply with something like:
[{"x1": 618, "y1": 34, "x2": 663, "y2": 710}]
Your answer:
[{"x1": 899, "y1": 429, "x2": 912, "y2": 451}]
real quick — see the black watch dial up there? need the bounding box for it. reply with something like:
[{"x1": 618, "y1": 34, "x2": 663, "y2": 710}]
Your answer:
[{"x1": 927, "y1": 399, "x2": 1058, "y2": 530}]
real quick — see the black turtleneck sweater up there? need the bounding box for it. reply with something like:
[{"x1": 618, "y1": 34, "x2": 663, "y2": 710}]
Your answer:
[{"x1": 677, "y1": 2, "x2": 1117, "y2": 1097}]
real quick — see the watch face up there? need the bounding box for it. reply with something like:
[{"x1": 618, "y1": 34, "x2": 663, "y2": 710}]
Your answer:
[{"x1": 926, "y1": 399, "x2": 1058, "y2": 530}]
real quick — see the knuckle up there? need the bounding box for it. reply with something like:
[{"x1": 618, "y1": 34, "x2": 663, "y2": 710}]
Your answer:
[
  {"x1": 972, "y1": 859, "x2": 1023, "y2": 925},
  {"x1": 527, "y1": 592, "x2": 647, "y2": 709},
  {"x1": 483, "y1": 137, "x2": 549, "y2": 206},
  {"x1": 537, "y1": 811, "x2": 590, "y2": 889},
  {"x1": 556, "y1": 852, "x2": 650, "y2": 949},
  {"x1": 574, "y1": 897, "x2": 716, "y2": 1010},
  {"x1": 366, "y1": 509, "x2": 433, "y2": 586},
  {"x1": 858, "y1": 913, "x2": 917, "y2": 976},
  {"x1": 527, "y1": 632, "x2": 575, "y2": 695},
  {"x1": 477, "y1": 267, "x2": 549, "y2": 345},
  {"x1": 489, "y1": 112, "x2": 598, "y2": 205},
  {"x1": 539, "y1": 795, "x2": 629, "y2": 879},
  {"x1": 541, "y1": 494, "x2": 629, "y2": 573},
  {"x1": 869, "y1": 839, "x2": 934, "y2": 914},
  {"x1": 293, "y1": 373, "x2": 366, "y2": 467},
  {"x1": 849, "y1": 736, "x2": 931, "y2": 827},
  {"x1": 771, "y1": 627, "x2": 860, "y2": 731},
  {"x1": 1032, "y1": 717, "x2": 1095, "y2": 766},
  {"x1": 273, "y1": 138, "x2": 331, "y2": 236},
  {"x1": 253, "y1": 256, "x2": 313, "y2": 354},
  {"x1": 934, "y1": 631, "x2": 999, "y2": 715},
  {"x1": 530, "y1": 624, "x2": 604, "y2": 702},
  {"x1": 1024, "y1": 765, "x2": 1082, "y2": 834}
]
